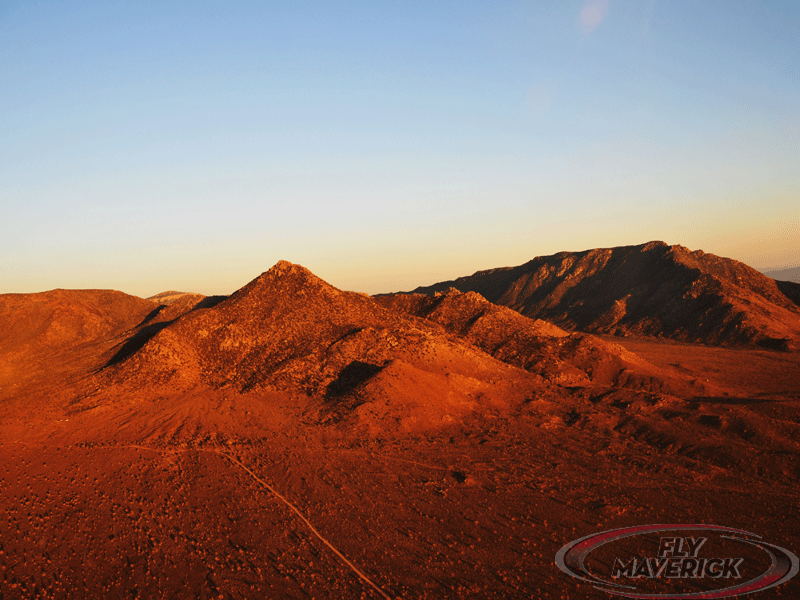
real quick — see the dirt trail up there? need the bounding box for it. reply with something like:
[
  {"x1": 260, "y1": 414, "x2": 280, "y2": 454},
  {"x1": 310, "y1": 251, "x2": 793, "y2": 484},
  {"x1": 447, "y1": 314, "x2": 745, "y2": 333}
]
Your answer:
[
  {"x1": 211, "y1": 449, "x2": 393, "y2": 600},
  {"x1": 113, "y1": 443, "x2": 394, "y2": 600},
  {"x1": 1, "y1": 439, "x2": 393, "y2": 599}
]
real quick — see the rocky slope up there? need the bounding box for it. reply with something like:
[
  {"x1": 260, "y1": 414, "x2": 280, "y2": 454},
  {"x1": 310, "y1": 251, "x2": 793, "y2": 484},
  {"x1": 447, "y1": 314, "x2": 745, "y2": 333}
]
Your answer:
[
  {"x1": 408, "y1": 241, "x2": 800, "y2": 350},
  {"x1": 375, "y1": 289, "x2": 708, "y2": 397}
]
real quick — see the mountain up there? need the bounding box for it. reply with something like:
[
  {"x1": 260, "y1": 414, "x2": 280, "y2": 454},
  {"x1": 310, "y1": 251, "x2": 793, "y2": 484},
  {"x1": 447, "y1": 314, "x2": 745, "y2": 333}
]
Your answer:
[
  {"x1": 407, "y1": 241, "x2": 800, "y2": 350},
  {"x1": 761, "y1": 265, "x2": 800, "y2": 284},
  {"x1": 0, "y1": 288, "x2": 223, "y2": 369},
  {"x1": 0, "y1": 289, "x2": 160, "y2": 415},
  {"x1": 146, "y1": 290, "x2": 200, "y2": 305},
  {"x1": 101, "y1": 261, "x2": 553, "y2": 431},
  {"x1": 760, "y1": 266, "x2": 800, "y2": 307}
]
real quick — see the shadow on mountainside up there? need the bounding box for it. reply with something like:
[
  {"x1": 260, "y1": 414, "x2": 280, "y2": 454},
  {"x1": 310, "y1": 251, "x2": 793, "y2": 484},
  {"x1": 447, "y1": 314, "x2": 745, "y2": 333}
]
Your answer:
[
  {"x1": 776, "y1": 280, "x2": 800, "y2": 307},
  {"x1": 105, "y1": 321, "x2": 173, "y2": 368},
  {"x1": 325, "y1": 360, "x2": 384, "y2": 398}
]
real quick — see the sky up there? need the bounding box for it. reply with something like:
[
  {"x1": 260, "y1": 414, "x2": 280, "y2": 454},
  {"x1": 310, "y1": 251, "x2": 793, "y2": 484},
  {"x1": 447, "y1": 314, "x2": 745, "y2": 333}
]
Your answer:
[{"x1": 2, "y1": 1, "x2": 798, "y2": 297}]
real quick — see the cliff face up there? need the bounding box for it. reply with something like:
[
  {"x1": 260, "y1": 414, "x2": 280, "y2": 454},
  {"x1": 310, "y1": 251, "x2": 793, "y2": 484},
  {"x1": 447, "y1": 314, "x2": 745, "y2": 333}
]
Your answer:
[{"x1": 409, "y1": 241, "x2": 800, "y2": 350}]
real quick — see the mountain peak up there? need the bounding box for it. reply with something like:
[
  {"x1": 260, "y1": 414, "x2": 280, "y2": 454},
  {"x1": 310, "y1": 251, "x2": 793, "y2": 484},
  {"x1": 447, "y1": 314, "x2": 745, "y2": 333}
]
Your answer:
[
  {"x1": 260, "y1": 260, "x2": 329, "y2": 287},
  {"x1": 222, "y1": 261, "x2": 340, "y2": 310},
  {"x1": 105, "y1": 262, "x2": 398, "y2": 392},
  {"x1": 268, "y1": 259, "x2": 308, "y2": 275},
  {"x1": 642, "y1": 240, "x2": 669, "y2": 251}
]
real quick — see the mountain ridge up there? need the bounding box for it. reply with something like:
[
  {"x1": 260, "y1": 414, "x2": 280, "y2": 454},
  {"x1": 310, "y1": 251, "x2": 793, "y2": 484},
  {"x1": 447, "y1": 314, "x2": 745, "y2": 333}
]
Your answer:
[{"x1": 406, "y1": 241, "x2": 800, "y2": 350}]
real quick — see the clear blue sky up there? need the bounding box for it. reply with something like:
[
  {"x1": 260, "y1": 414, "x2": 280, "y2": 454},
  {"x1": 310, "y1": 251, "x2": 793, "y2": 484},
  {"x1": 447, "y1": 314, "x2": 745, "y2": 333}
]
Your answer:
[{"x1": 2, "y1": 1, "x2": 798, "y2": 296}]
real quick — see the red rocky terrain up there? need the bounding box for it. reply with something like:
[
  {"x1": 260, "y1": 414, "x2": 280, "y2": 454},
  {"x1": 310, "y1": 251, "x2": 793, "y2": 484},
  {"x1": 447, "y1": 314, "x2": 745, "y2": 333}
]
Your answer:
[
  {"x1": 408, "y1": 241, "x2": 800, "y2": 350},
  {"x1": 1, "y1": 258, "x2": 799, "y2": 599}
]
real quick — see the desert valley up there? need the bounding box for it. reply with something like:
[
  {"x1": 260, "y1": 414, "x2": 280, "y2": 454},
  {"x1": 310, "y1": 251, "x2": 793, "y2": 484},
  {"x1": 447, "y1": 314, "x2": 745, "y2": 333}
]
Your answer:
[{"x1": 1, "y1": 241, "x2": 799, "y2": 599}]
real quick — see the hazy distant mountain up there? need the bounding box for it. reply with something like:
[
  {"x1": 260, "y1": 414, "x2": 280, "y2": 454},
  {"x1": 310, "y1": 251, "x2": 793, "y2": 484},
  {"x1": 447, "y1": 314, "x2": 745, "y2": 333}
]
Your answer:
[
  {"x1": 407, "y1": 241, "x2": 800, "y2": 350},
  {"x1": 146, "y1": 290, "x2": 203, "y2": 305},
  {"x1": 759, "y1": 267, "x2": 800, "y2": 308},
  {"x1": 761, "y1": 266, "x2": 800, "y2": 283}
]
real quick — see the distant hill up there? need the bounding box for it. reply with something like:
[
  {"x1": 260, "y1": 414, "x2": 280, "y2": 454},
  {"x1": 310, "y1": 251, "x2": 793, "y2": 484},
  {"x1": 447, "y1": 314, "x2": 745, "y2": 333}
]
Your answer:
[
  {"x1": 147, "y1": 290, "x2": 204, "y2": 305},
  {"x1": 0, "y1": 289, "x2": 156, "y2": 359},
  {"x1": 406, "y1": 241, "x2": 800, "y2": 350},
  {"x1": 761, "y1": 266, "x2": 800, "y2": 283},
  {"x1": 759, "y1": 266, "x2": 800, "y2": 308},
  {"x1": 0, "y1": 289, "x2": 159, "y2": 400}
]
